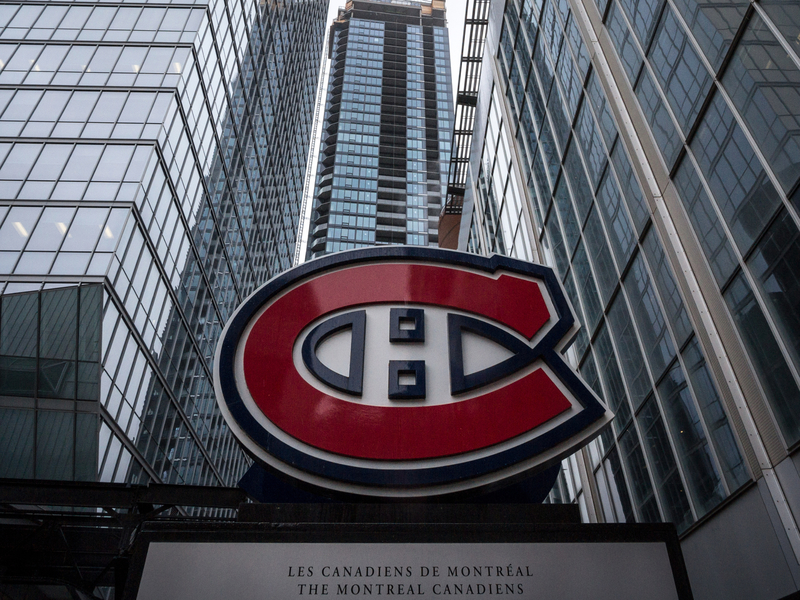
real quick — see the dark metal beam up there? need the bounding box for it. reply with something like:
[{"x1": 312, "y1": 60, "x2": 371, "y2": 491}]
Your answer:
[{"x1": 0, "y1": 479, "x2": 247, "y2": 509}]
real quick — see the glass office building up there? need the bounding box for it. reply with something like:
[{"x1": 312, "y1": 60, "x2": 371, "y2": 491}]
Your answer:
[
  {"x1": 448, "y1": 0, "x2": 800, "y2": 597},
  {"x1": 306, "y1": 0, "x2": 454, "y2": 258},
  {"x1": 0, "y1": 0, "x2": 327, "y2": 492}
]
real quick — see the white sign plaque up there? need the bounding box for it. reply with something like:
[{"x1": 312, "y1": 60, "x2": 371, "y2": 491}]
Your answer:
[{"x1": 134, "y1": 541, "x2": 681, "y2": 600}]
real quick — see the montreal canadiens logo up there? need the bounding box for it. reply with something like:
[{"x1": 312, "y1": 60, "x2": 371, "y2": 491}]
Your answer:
[{"x1": 214, "y1": 247, "x2": 611, "y2": 497}]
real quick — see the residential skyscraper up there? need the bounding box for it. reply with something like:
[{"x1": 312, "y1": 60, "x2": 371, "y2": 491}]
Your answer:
[
  {"x1": 0, "y1": 0, "x2": 327, "y2": 493},
  {"x1": 306, "y1": 0, "x2": 455, "y2": 259},
  {"x1": 446, "y1": 0, "x2": 800, "y2": 597}
]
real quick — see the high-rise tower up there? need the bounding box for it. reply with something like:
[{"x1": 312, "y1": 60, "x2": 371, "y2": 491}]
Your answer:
[
  {"x1": 306, "y1": 0, "x2": 455, "y2": 259},
  {"x1": 446, "y1": 0, "x2": 800, "y2": 597},
  {"x1": 0, "y1": 0, "x2": 327, "y2": 492}
]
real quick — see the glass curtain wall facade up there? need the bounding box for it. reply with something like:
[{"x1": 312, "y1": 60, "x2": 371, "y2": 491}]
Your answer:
[
  {"x1": 0, "y1": 0, "x2": 326, "y2": 494},
  {"x1": 306, "y1": 0, "x2": 454, "y2": 258},
  {"x1": 454, "y1": 0, "x2": 800, "y2": 596}
]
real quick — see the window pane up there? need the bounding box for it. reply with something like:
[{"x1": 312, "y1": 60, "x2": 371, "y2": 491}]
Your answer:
[
  {"x1": 669, "y1": 0, "x2": 746, "y2": 70},
  {"x1": 611, "y1": 143, "x2": 649, "y2": 232},
  {"x1": 746, "y1": 209, "x2": 800, "y2": 379},
  {"x1": 79, "y1": 285, "x2": 102, "y2": 363},
  {"x1": 28, "y1": 144, "x2": 72, "y2": 181},
  {"x1": 60, "y1": 45, "x2": 95, "y2": 72},
  {"x1": 0, "y1": 408, "x2": 34, "y2": 478},
  {"x1": 36, "y1": 410, "x2": 74, "y2": 479},
  {"x1": 554, "y1": 178, "x2": 580, "y2": 254},
  {"x1": 596, "y1": 167, "x2": 636, "y2": 269},
  {"x1": 595, "y1": 323, "x2": 633, "y2": 429},
  {"x1": 691, "y1": 92, "x2": 781, "y2": 254},
  {"x1": 657, "y1": 362, "x2": 725, "y2": 517},
  {"x1": 61, "y1": 207, "x2": 108, "y2": 251},
  {"x1": 624, "y1": 252, "x2": 676, "y2": 379},
  {"x1": 649, "y1": 7, "x2": 712, "y2": 134},
  {"x1": 619, "y1": 427, "x2": 661, "y2": 522},
  {"x1": 0, "y1": 143, "x2": 41, "y2": 180},
  {"x1": 0, "y1": 206, "x2": 41, "y2": 250},
  {"x1": 642, "y1": 229, "x2": 693, "y2": 347},
  {"x1": 673, "y1": 155, "x2": 738, "y2": 286},
  {"x1": 618, "y1": 0, "x2": 663, "y2": 47},
  {"x1": 584, "y1": 207, "x2": 617, "y2": 302},
  {"x1": 722, "y1": 14, "x2": 800, "y2": 195},
  {"x1": 61, "y1": 144, "x2": 102, "y2": 180},
  {"x1": 636, "y1": 70, "x2": 682, "y2": 169},
  {"x1": 1, "y1": 292, "x2": 37, "y2": 358},
  {"x1": 724, "y1": 272, "x2": 800, "y2": 445},
  {"x1": 607, "y1": 1, "x2": 644, "y2": 85},
  {"x1": 61, "y1": 91, "x2": 98, "y2": 122},
  {"x1": 638, "y1": 397, "x2": 693, "y2": 532},
  {"x1": 683, "y1": 337, "x2": 749, "y2": 492},
  {"x1": 573, "y1": 241, "x2": 603, "y2": 330},
  {"x1": 607, "y1": 446, "x2": 635, "y2": 522},
  {"x1": 40, "y1": 287, "x2": 77, "y2": 360},
  {"x1": 607, "y1": 293, "x2": 653, "y2": 408},
  {"x1": 761, "y1": 0, "x2": 800, "y2": 51},
  {"x1": 31, "y1": 90, "x2": 71, "y2": 121},
  {"x1": 545, "y1": 209, "x2": 569, "y2": 276},
  {"x1": 26, "y1": 207, "x2": 73, "y2": 251},
  {"x1": 564, "y1": 141, "x2": 594, "y2": 221},
  {"x1": 75, "y1": 412, "x2": 98, "y2": 481},
  {"x1": 2, "y1": 90, "x2": 42, "y2": 121}
]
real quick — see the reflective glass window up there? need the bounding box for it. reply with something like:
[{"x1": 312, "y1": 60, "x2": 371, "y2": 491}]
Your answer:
[
  {"x1": 2, "y1": 90, "x2": 41, "y2": 121},
  {"x1": 0, "y1": 206, "x2": 41, "y2": 251},
  {"x1": 584, "y1": 207, "x2": 617, "y2": 302},
  {"x1": 586, "y1": 71, "x2": 618, "y2": 149},
  {"x1": 596, "y1": 167, "x2": 636, "y2": 268},
  {"x1": 60, "y1": 45, "x2": 95, "y2": 72},
  {"x1": 722, "y1": 14, "x2": 800, "y2": 195},
  {"x1": 565, "y1": 141, "x2": 594, "y2": 221},
  {"x1": 606, "y1": 446, "x2": 635, "y2": 522},
  {"x1": 0, "y1": 143, "x2": 41, "y2": 180},
  {"x1": 607, "y1": 293, "x2": 652, "y2": 408},
  {"x1": 673, "y1": 155, "x2": 738, "y2": 286},
  {"x1": 595, "y1": 323, "x2": 633, "y2": 429},
  {"x1": 0, "y1": 408, "x2": 34, "y2": 478},
  {"x1": 649, "y1": 7, "x2": 712, "y2": 134},
  {"x1": 669, "y1": 0, "x2": 746, "y2": 70},
  {"x1": 636, "y1": 70, "x2": 682, "y2": 169},
  {"x1": 619, "y1": 427, "x2": 661, "y2": 522},
  {"x1": 624, "y1": 252, "x2": 676, "y2": 380},
  {"x1": 545, "y1": 209, "x2": 569, "y2": 275},
  {"x1": 642, "y1": 229, "x2": 693, "y2": 346},
  {"x1": 724, "y1": 272, "x2": 800, "y2": 445},
  {"x1": 746, "y1": 209, "x2": 800, "y2": 380},
  {"x1": 573, "y1": 241, "x2": 603, "y2": 330},
  {"x1": 575, "y1": 100, "x2": 607, "y2": 189},
  {"x1": 691, "y1": 92, "x2": 781, "y2": 254},
  {"x1": 682, "y1": 337, "x2": 749, "y2": 491},
  {"x1": 554, "y1": 178, "x2": 580, "y2": 254},
  {"x1": 759, "y1": 0, "x2": 800, "y2": 52},
  {"x1": 618, "y1": 0, "x2": 663, "y2": 47},
  {"x1": 61, "y1": 207, "x2": 108, "y2": 251},
  {"x1": 26, "y1": 207, "x2": 73, "y2": 251},
  {"x1": 611, "y1": 142, "x2": 649, "y2": 231},
  {"x1": 657, "y1": 362, "x2": 725, "y2": 517},
  {"x1": 30, "y1": 90, "x2": 70, "y2": 122},
  {"x1": 29, "y1": 144, "x2": 72, "y2": 181},
  {"x1": 607, "y1": 2, "x2": 643, "y2": 85},
  {"x1": 637, "y1": 396, "x2": 693, "y2": 532}
]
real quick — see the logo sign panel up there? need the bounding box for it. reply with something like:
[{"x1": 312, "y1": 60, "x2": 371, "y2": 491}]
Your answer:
[{"x1": 214, "y1": 247, "x2": 611, "y2": 497}]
